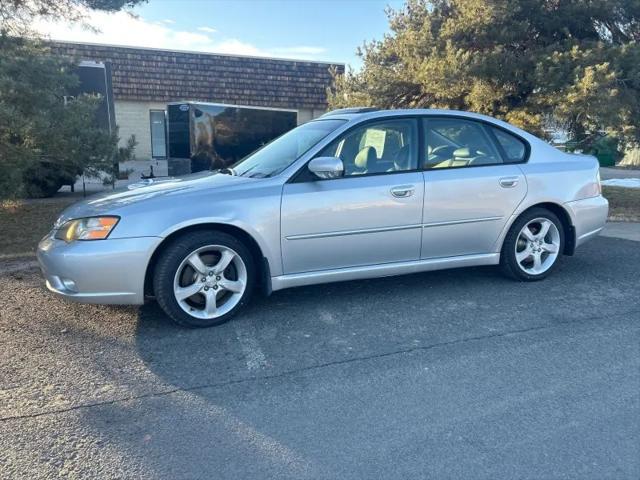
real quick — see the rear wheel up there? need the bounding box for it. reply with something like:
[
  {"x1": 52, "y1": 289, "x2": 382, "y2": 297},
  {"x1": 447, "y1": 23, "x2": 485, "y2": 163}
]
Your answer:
[
  {"x1": 500, "y1": 208, "x2": 564, "y2": 281},
  {"x1": 153, "y1": 231, "x2": 255, "y2": 327}
]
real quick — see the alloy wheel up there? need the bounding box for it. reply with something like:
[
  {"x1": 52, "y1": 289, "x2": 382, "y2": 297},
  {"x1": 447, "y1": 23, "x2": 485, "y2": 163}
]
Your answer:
[
  {"x1": 514, "y1": 217, "x2": 560, "y2": 275},
  {"x1": 173, "y1": 245, "x2": 247, "y2": 320}
]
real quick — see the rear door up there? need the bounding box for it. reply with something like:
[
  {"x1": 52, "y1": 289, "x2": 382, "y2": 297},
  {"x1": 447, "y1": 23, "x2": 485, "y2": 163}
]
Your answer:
[{"x1": 420, "y1": 117, "x2": 528, "y2": 258}]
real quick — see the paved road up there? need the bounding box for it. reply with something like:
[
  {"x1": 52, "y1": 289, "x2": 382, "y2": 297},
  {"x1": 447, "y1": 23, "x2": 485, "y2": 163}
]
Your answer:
[{"x1": 1, "y1": 235, "x2": 639, "y2": 479}]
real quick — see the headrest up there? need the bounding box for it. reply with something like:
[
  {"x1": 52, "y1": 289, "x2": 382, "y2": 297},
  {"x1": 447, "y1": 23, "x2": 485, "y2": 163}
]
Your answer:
[
  {"x1": 355, "y1": 146, "x2": 376, "y2": 169},
  {"x1": 453, "y1": 147, "x2": 474, "y2": 158}
]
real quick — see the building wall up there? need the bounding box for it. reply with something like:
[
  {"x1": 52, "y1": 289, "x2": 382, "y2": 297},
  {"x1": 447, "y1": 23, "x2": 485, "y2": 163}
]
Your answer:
[
  {"x1": 115, "y1": 100, "x2": 169, "y2": 160},
  {"x1": 297, "y1": 108, "x2": 325, "y2": 125},
  {"x1": 114, "y1": 100, "x2": 325, "y2": 161},
  {"x1": 51, "y1": 42, "x2": 339, "y2": 164}
]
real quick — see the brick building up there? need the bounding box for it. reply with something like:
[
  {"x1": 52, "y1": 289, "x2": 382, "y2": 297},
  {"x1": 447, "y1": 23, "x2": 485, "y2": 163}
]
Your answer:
[{"x1": 49, "y1": 41, "x2": 344, "y2": 161}]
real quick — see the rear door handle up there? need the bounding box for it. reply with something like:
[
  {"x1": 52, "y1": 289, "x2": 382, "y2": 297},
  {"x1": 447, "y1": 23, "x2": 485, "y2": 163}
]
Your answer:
[
  {"x1": 499, "y1": 177, "x2": 519, "y2": 188},
  {"x1": 390, "y1": 185, "x2": 415, "y2": 198}
]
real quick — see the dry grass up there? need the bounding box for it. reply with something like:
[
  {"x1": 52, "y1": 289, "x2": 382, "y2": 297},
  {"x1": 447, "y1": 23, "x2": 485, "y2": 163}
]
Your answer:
[
  {"x1": 0, "y1": 197, "x2": 75, "y2": 257},
  {"x1": 1, "y1": 186, "x2": 639, "y2": 257},
  {"x1": 602, "y1": 186, "x2": 640, "y2": 222}
]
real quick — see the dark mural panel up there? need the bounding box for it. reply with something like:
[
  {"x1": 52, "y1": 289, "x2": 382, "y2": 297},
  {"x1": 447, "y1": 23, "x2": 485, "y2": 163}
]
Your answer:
[
  {"x1": 69, "y1": 61, "x2": 116, "y2": 132},
  {"x1": 167, "y1": 104, "x2": 191, "y2": 159},
  {"x1": 167, "y1": 102, "x2": 297, "y2": 174}
]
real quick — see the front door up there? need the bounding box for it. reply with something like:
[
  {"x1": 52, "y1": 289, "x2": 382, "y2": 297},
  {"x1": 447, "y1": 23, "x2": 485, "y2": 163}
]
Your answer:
[
  {"x1": 281, "y1": 118, "x2": 424, "y2": 274},
  {"x1": 420, "y1": 117, "x2": 528, "y2": 258}
]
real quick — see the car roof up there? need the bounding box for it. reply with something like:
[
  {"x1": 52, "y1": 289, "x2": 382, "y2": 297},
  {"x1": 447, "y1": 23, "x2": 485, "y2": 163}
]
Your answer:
[
  {"x1": 319, "y1": 108, "x2": 500, "y2": 123},
  {"x1": 315, "y1": 108, "x2": 541, "y2": 144}
]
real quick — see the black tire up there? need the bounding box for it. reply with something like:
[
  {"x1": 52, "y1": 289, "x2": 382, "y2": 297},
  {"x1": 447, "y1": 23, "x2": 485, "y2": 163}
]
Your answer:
[
  {"x1": 500, "y1": 208, "x2": 565, "y2": 282},
  {"x1": 153, "y1": 230, "x2": 255, "y2": 327}
]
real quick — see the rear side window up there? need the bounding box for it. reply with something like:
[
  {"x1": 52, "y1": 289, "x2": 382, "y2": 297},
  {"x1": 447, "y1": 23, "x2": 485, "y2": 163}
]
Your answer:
[
  {"x1": 492, "y1": 128, "x2": 527, "y2": 163},
  {"x1": 423, "y1": 118, "x2": 502, "y2": 169}
]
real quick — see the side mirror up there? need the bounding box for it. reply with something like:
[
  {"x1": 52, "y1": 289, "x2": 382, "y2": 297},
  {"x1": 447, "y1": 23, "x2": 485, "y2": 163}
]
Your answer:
[{"x1": 308, "y1": 156, "x2": 344, "y2": 180}]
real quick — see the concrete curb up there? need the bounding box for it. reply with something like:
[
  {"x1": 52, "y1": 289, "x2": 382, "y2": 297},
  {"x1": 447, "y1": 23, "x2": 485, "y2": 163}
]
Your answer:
[
  {"x1": 0, "y1": 252, "x2": 36, "y2": 261},
  {"x1": 0, "y1": 259, "x2": 39, "y2": 275}
]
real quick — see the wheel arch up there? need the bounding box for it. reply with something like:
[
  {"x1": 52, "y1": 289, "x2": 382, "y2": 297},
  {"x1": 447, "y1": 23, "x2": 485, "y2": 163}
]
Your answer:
[
  {"x1": 144, "y1": 223, "x2": 271, "y2": 298},
  {"x1": 501, "y1": 202, "x2": 576, "y2": 256}
]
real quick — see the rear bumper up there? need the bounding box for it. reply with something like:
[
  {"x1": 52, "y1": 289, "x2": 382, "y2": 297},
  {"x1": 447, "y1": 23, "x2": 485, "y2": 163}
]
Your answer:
[
  {"x1": 37, "y1": 234, "x2": 161, "y2": 305},
  {"x1": 564, "y1": 195, "x2": 609, "y2": 248}
]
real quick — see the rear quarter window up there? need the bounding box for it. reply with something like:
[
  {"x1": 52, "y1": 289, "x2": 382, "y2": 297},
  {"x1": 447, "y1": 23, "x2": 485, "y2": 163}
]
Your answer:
[{"x1": 492, "y1": 128, "x2": 527, "y2": 163}]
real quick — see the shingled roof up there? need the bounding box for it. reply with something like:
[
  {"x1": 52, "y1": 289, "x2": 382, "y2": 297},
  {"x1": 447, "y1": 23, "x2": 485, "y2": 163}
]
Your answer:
[{"x1": 48, "y1": 41, "x2": 343, "y2": 110}]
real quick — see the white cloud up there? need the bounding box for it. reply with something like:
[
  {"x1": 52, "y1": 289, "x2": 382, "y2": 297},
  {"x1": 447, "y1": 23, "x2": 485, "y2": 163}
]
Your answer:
[
  {"x1": 272, "y1": 46, "x2": 327, "y2": 55},
  {"x1": 210, "y1": 38, "x2": 263, "y2": 56},
  {"x1": 34, "y1": 9, "x2": 327, "y2": 60},
  {"x1": 34, "y1": 10, "x2": 215, "y2": 51}
]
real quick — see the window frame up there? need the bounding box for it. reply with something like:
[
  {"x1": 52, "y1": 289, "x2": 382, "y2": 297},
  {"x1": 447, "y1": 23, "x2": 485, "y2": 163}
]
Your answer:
[
  {"x1": 420, "y1": 115, "x2": 531, "y2": 171},
  {"x1": 289, "y1": 116, "x2": 422, "y2": 183}
]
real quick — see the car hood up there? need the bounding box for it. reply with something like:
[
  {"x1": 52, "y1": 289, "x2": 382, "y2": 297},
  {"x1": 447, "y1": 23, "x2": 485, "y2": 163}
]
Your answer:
[{"x1": 56, "y1": 171, "x2": 253, "y2": 225}]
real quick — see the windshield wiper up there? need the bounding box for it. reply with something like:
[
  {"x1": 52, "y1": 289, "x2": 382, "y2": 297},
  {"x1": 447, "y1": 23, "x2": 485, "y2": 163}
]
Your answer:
[
  {"x1": 236, "y1": 164, "x2": 258, "y2": 177},
  {"x1": 219, "y1": 167, "x2": 236, "y2": 176}
]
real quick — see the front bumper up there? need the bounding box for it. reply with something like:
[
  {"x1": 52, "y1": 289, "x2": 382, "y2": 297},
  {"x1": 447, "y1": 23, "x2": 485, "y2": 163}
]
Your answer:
[
  {"x1": 564, "y1": 195, "x2": 609, "y2": 248},
  {"x1": 37, "y1": 234, "x2": 162, "y2": 305}
]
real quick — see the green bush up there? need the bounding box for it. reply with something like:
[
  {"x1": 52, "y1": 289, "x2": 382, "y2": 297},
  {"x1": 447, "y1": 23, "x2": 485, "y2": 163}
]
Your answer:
[
  {"x1": 0, "y1": 36, "x2": 121, "y2": 199},
  {"x1": 589, "y1": 136, "x2": 623, "y2": 167},
  {"x1": 22, "y1": 161, "x2": 81, "y2": 198}
]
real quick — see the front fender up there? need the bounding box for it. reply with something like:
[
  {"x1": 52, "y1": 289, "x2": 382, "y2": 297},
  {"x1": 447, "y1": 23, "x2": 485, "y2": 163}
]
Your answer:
[
  {"x1": 157, "y1": 215, "x2": 282, "y2": 276},
  {"x1": 110, "y1": 182, "x2": 284, "y2": 276}
]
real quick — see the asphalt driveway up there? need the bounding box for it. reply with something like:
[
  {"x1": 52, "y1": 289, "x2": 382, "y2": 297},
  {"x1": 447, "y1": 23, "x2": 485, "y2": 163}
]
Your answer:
[{"x1": 1, "y1": 234, "x2": 639, "y2": 479}]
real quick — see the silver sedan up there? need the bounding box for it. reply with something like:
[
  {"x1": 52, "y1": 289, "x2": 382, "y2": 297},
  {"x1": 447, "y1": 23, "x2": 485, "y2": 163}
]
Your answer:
[{"x1": 38, "y1": 108, "x2": 609, "y2": 327}]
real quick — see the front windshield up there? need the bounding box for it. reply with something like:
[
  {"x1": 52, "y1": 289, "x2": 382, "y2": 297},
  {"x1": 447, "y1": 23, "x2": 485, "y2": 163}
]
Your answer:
[{"x1": 232, "y1": 119, "x2": 345, "y2": 178}]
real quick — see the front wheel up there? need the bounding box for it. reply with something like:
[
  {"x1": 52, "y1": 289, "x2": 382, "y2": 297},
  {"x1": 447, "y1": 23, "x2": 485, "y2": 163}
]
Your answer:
[
  {"x1": 153, "y1": 231, "x2": 255, "y2": 327},
  {"x1": 500, "y1": 208, "x2": 564, "y2": 281}
]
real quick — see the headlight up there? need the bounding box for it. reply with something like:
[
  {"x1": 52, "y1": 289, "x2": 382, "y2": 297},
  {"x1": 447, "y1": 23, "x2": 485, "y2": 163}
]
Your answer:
[{"x1": 54, "y1": 217, "x2": 120, "y2": 242}]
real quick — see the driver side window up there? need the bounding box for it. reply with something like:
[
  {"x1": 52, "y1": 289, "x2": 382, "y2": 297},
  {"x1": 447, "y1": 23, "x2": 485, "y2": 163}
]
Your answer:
[{"x1": 320, "y1": 119, "x2": 418, "y2": 176}]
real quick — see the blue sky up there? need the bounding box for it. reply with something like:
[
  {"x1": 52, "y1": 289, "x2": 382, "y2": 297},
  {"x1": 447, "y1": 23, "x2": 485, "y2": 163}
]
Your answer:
[{"x1": 36, "y1": 0, "x2": 406, "y2": 68}]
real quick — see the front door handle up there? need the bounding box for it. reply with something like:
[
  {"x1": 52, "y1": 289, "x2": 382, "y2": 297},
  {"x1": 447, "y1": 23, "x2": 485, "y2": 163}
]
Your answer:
[
  {"x1": 499, "y1": 177, "x2": 519, "y2": 188},
  {"x1": 390, "y1": 185, "x2": 415, "y2": 198}
]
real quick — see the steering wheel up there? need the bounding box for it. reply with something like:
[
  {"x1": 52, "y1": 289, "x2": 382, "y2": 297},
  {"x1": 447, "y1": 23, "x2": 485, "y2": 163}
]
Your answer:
[{"x1": 431, "y1": 145, "x2": 448, "y2": 155}]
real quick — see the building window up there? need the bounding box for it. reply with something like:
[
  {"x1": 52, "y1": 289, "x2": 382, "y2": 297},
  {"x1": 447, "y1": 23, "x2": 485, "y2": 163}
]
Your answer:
[{"x1": 150, "y1": 110, "x2": 167, "y2": 158}]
